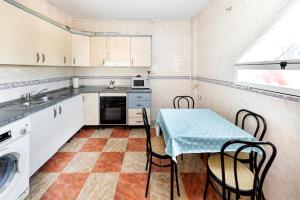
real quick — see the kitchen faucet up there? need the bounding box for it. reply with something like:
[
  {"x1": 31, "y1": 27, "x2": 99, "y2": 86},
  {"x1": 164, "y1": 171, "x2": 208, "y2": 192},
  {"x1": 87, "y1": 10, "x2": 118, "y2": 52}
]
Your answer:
[{"x1": 23, "y1": 88, "x2": 48, "y2": 102}]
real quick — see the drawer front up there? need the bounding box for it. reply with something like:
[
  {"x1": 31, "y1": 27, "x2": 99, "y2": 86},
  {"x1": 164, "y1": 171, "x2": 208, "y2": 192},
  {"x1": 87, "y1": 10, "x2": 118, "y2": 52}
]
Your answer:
[
  {"x1": 128, "y1": 117, "x2": 150, "y2": 126},
  {"x1": 128, "y1": 109, "x2": 150, "y2": 118},
  {"x1": 128, "y1": 93, "x2": 151, "y2": 101},
  {"x1": 128, "y1": 100, "x2": 151, "y2": 109}
]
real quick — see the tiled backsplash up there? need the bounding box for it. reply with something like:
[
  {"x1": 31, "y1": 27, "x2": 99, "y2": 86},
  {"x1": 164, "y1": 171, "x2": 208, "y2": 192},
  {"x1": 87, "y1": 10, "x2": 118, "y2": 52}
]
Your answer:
[{"x1": 0, "y1": 66, "x2": 73, "y2": 102}]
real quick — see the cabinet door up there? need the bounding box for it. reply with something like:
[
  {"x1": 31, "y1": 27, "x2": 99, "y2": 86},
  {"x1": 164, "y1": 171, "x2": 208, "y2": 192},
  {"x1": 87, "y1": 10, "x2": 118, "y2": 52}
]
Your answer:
[
  {"x1": 131, "y1": 37, "x2": 152, "y2": 67},
  {"x1": 90, "y1": 37, "x2": 107, "y2": 66},
  {"x1": 72, "y1": 34, "x2": 90, "y2": 66},
  {"x1": 0, "y1": 1, "x2": 39, "y2": 65},
  {"x1": 106, "y1": 37, "x2": 130, "y2": 66},
  {"x1": 29, "y1": 105, "x2": 58, "y2": 176},
  {"x1": 38, "y1": 20, "x2": 59, "y2": 66},
  {"x1": 83, "y1": 93, "x2": 100, "y2": 125},
  {"x1": 61, "y1": 30, "x2": 72, "y2": 66},
  {"x1": 38, "y1": 20, "x2": 71, "y2": 66},
  {"x1": 57, "y1": 95, "x2": 84, "y2": 147}
]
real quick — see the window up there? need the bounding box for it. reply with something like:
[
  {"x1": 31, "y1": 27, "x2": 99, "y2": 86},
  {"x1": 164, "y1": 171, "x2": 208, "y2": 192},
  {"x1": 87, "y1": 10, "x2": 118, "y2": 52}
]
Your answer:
[{"x1": 235, "y1": 1, "x2": 300, "y2": 96}]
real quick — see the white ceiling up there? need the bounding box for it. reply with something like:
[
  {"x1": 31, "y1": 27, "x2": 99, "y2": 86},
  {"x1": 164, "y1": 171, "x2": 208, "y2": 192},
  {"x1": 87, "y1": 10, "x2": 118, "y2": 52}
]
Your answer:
[{"x1": 49, "y1": 0, "x2": 208, "y2": 19}]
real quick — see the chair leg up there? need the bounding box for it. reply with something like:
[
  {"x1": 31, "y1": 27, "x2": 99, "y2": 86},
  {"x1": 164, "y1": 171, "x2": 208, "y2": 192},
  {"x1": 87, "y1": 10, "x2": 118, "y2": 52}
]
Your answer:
[
  {"x1": 170, "y1": 160, "x2": 174, "y2": 200},
  {"x1": 145, "y1": 156, "x2": 152, "y2": 197},
  {"x1": 203, "y1": 171, "x2": 210, "y2": 200},
  {"x1": 145, "y1": 151, "x2": 149, "y2": 171},
  {"x1": 227, "y1": 190, "x2": 231, "y2": 200},
  {"x1": 175, "y1": 163, "x2": 180, "y2": 196}
]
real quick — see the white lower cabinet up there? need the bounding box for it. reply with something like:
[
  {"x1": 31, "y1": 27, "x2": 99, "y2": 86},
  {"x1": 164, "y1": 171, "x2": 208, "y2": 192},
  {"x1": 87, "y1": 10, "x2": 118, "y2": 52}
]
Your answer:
[
  {"x1": 29, "y1": 105, "x2": 58, "y2": 176},
  {"x1": 29, "y1": 95, "x2": 84, "y2": 176},
  {"x1": 83, "y1": 93, "x2": 100, "y2": 125},
  {"x1": 57, "y1": 95, "x2": 84, "y2": 148}
]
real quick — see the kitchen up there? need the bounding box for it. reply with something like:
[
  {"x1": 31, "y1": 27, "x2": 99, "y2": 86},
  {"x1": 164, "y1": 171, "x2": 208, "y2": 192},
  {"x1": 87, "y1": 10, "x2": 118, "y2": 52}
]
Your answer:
[{"x1": 0, "y1": 0, "x2": 299, "y2": 200}]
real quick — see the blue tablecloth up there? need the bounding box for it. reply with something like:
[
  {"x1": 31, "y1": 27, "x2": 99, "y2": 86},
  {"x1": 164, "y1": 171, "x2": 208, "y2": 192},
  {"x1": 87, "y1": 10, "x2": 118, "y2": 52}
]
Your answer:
[{"x1": 156, "y1": 109, "x2": 256, "y2": 161}]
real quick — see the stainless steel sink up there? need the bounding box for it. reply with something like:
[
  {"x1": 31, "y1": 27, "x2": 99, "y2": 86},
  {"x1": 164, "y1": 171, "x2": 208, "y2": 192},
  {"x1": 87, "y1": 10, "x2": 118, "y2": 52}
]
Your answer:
[{"x1": 1, "y1": 100, "x2": 50, "y2": 111}]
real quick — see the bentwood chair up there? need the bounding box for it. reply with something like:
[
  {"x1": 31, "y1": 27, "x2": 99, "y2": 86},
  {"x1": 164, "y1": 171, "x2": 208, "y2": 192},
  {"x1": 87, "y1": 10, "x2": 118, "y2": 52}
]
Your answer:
[
  {"x1": 173, "y1": 96, "x2": 195, "y2": 109},
  {"x1": 235, "y1": 109, "x2": 267, "y2": 141},
  {"x1": 143, "y1": 108, "x2": 180, "y2": 199},
  {"x1": 173, "y1": 96, "x2": 195, "y2": 160},
  {"x1": 227, "y1": 109, "x2": 267, "y2": 171},
  {"x1": 204, "y1": 140, "x2": 277, "y2": 200}
]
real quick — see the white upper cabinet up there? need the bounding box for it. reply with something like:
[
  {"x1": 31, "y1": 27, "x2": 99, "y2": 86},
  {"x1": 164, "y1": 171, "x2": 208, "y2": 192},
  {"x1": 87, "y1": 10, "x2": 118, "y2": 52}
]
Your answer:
[
  {"x1": 0, "y1": 1, "x2": 71, "y2": 66},
  {"x1": 0, "y1": 1, "x2": 152, "y2": 67},
  {"x1": 130, "y1": 37, "x2": 152, "y2": 67},
  {"x1": 0, "y1": 1, "x2": 39, "y2": 65},
  {"x1": 38, "y1": 19, "x2": 71, "y2": 66},
  {"x1": 90, "y1": 36, "x2": 152, "y2": 67},
  {"x1": 72, "y1": 34, "x2": 90, "y2": 66},
  {"x1": 106, "y1": 37, "x2": 131, "y2": 66},
  {"x1": 91, "y1": 37, "x2": 107, "y2": 66}
]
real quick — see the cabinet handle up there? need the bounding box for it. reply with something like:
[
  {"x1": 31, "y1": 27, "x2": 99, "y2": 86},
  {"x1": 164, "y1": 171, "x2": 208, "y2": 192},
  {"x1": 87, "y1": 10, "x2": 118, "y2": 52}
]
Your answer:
[
  {"x1": 137, "y1": 104, "x2": 142, "y2": 107},
  {"x1": 42, "y1": 53, "x2": 45, "y2": 63},
  {"x1": 102, "y1": 59, "x2": 105, "y2": 65},
  {"x1": 137, "y1": 112, "x2": 142, "y2": 115},
  {"x1": 54, "y1": 108, "x2": 57, "y2": 118},
  {"x1": 131, "y1": 59, "x2": 134, "y2": 66},
  {"x1": 73, "y1": 58, "x2": 76, "y2": 65},
  {"x1": 64, "y1": 57, "x2": 66, "y2": 64},
  {"x1": 36, "y1": 52, "x2": 40, "y2": 63},
  {"x1": 136, "y1": 96, "x2": 142, "y2": 99},
  {"x1": 136, "y1": 120, "x2": 143, "y2": 123},
  {"x1": 82, "y1": 96, "x2": 84, "y2": 102},
  {"x1": 59, "y1": 106, "x2": 62, "y2": 114}
]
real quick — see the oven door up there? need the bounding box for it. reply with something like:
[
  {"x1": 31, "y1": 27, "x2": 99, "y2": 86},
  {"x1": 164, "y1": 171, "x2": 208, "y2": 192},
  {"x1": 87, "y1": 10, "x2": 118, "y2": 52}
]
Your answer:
[{"x1": 100, "y1": 96, "x2": 127, "y2": 125}]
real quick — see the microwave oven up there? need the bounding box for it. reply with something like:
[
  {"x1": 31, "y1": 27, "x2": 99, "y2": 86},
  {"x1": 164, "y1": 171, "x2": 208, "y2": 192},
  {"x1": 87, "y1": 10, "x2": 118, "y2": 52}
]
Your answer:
[{"x1": 132, "y1": 77, "x2": 150, "y2": 89}]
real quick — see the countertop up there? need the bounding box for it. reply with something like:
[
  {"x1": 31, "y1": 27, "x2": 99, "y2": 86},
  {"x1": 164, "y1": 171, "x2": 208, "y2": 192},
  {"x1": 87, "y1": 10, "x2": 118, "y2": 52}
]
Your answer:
[{"x1": 0, "y1": 86, "x2": 151, "y2": 127}]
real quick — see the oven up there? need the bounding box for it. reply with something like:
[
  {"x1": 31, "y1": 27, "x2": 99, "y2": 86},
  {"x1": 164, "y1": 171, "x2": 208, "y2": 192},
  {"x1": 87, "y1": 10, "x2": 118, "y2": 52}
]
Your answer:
[{"x1": 100, "y1": 93, "x2": 127, "y2": 125}]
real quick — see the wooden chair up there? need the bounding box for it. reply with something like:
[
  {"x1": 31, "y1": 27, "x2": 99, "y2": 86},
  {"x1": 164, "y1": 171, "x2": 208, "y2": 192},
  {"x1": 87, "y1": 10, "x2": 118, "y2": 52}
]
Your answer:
[
  {"x1": 143, "y1": 108, "x2": 180, "y2": 199},
  {"x1": 204, "y1": 140, "x2": 277, "y2": 200}
]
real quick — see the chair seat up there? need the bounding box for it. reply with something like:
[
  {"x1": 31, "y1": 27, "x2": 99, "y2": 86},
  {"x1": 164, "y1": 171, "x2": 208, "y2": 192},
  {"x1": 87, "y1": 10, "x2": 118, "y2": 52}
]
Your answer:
[
  {"x1": 151, "y1": 136, "x2": 166, "y2": 155},
  {"x1": 226, "y1": 151, "x2": 250, "y2": 160},
  {"x1": 208, "y1": 154, "x2": 254, "y2": 191}
]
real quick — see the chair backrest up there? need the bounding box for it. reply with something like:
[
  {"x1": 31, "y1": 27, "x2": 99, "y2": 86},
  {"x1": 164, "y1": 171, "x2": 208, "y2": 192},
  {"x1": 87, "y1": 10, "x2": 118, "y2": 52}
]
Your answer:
[
  {"x1": 235, "y1": 109, "x2": 267, "y2": 141},
  {"x1": 220, "y1": 140, "x2": 277, "y2": 199},
  {"x1": 142, "y1": 107, "x2": 152, "y2": 151},
  {"x1": 173, "y1": 96, "x2": 195, "y2": 109}
]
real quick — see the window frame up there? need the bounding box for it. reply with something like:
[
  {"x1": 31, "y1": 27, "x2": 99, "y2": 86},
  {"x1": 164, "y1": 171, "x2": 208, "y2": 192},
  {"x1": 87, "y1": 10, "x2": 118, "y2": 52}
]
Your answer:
[
  {"x1": 234, "y1": 64, "x2": 300, "y2": 96},
  {"x1": 234, "y1": 0, "x2": 300, "y2": 96}
]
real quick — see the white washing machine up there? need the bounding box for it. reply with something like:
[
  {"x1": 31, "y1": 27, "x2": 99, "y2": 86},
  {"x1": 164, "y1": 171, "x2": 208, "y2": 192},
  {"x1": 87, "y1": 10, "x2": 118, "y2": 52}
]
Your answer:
[{"x1": 0, "y1": 117, "x2": 30, "y2": 200}]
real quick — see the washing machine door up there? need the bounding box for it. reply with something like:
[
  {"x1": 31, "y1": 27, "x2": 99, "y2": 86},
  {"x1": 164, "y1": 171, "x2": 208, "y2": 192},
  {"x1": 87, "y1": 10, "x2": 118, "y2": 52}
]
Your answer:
[{"x1": 0, "y1": 153, "x2": 18, "y2": 193}]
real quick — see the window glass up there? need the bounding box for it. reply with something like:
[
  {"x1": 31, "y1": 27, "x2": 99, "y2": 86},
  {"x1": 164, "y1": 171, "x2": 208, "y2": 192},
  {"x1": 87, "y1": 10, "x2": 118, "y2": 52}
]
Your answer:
[
  {"x1": 236, "y1": 69, "x2": 300, "y2": 90},
  {"x1": 237, "y1": 1, "x2": 300, "y2": 64}
]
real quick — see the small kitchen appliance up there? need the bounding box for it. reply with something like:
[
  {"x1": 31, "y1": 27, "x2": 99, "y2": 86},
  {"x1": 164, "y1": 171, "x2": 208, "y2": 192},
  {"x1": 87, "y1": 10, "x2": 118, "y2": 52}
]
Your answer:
[{"x1": 132, "y1": 77, "x2": 150, "y2": 89}]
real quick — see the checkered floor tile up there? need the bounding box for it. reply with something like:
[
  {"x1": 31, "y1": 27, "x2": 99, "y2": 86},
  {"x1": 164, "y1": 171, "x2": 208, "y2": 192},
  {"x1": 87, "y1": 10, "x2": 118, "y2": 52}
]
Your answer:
[{"x1": 27, "y1": 127, "x2": 221, "y2": 200}]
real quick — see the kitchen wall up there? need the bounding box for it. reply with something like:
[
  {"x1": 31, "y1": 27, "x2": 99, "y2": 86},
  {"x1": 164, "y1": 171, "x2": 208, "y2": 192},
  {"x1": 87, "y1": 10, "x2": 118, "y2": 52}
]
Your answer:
[
  {"x1": 192, "y1": 0, "x2": 299, "y2": 199},
  {"x1": 0, "y1": 0, "x2": 73, "y2": 103},
  {"x1": 72, "y1": 19, "x2": 193, "y2": 119},
  {"x1": 0, "y1": 1, "x2": 193, "y2": 119}
]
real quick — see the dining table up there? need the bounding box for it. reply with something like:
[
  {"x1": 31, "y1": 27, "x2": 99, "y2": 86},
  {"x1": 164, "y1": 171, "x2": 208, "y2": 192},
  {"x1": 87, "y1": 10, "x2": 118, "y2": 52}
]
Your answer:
[{"x1": 155, "y1": 108, "x2": 256, "y2": 200}]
